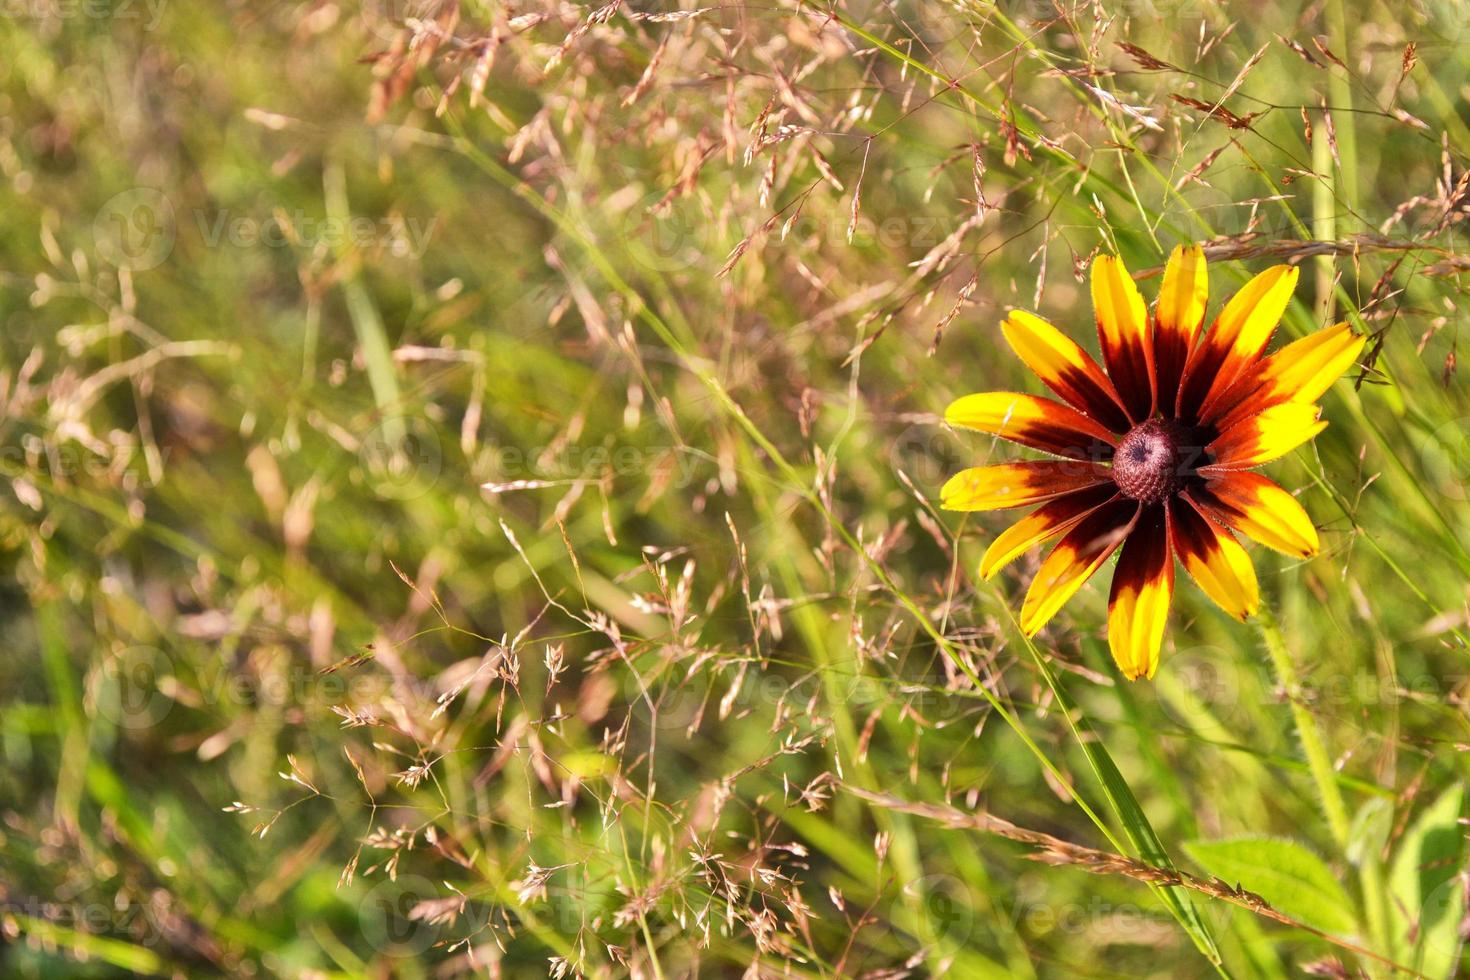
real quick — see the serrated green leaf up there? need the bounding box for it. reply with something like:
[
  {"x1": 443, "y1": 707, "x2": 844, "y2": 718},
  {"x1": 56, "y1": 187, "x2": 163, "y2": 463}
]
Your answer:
[
  {"x1": 1184, "y1": 836, "x2": 1357, "y2": 935},
  {"x1": 1388, "y1": 785, "x2": 1466, "y2": 979}
]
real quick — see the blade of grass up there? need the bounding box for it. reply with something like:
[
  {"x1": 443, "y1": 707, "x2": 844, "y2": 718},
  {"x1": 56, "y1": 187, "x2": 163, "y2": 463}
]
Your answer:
[
  {"x1": 324, "y1": 159, "x2": 405, "y2": 446},
  {"x1": 13, "y1": 916, "x2": 170, "y2": 976}
]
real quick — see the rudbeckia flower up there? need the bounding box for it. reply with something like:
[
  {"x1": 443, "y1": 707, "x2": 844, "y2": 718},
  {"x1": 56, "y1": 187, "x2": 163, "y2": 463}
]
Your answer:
[{"x1": 942, "y1": 246, "x2": 1364, "y2": 680}]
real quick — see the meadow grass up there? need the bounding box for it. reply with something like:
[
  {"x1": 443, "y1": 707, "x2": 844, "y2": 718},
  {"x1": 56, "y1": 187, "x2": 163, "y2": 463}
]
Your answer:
[{"x1": 0, "y1": 0, "x2": 1468, "y2": 977}]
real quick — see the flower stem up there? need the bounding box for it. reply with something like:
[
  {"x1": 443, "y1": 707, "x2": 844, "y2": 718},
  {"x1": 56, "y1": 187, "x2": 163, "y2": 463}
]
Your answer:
[{"x1": 1255, "y1": 602, "x2": 1351, "y2": 848}]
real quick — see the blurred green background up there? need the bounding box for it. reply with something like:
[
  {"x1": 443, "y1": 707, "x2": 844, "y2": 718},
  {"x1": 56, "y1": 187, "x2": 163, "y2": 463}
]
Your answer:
[{"x1": 0, "y1": 0, "x2": 1467, "y2": 976}]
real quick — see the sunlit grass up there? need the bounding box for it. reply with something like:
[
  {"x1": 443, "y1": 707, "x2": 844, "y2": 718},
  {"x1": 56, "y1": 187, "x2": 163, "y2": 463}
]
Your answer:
[{"x1": 0, "y1": 1, "x2": 1467, "y2": 977}]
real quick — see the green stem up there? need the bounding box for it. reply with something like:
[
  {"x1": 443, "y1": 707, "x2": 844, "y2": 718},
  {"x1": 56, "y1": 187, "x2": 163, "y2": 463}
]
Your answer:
[
  {"x1": 638, "y1": 915, "x2": 667, "y2": 980},
  {"x1": 1357, "y1": 848, "x2": 1393, "y2": 977},
  {"x1": 1255, "y1": 603, "x2": 1350, "y2": 847}
]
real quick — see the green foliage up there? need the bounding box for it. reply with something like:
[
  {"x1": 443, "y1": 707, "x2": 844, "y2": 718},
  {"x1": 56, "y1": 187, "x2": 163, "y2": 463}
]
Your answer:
[
  {"x1": 1184, "y1": 837, "x2": 1357, "y2": 936},
  {"x1": 1388, "y1": 785, "x2": 1467, "y2": 978}
]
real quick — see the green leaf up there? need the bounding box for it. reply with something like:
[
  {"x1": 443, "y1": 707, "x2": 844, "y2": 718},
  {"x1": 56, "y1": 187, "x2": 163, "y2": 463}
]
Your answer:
[
  {"x1": 1184, "y1": 836, "x2": 1358, "y2": 935},
  {"x1": 1388, "y1": 784, "x2": 1466, "y2": 979}
]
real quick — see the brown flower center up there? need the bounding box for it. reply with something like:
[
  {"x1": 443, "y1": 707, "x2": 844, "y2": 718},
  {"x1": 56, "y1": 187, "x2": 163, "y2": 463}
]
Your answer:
[{"x1": 1113, "y1": 418, "x2": 1206, "y2": 504}]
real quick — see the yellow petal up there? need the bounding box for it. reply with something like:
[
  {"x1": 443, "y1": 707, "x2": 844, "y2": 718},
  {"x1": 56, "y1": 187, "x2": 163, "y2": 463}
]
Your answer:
[
  {"x1": 1020, "y1": 500, "x2": 1138, "y2": 635},
  {"x1": 1171, "y1": 501, "x2": 1259, "y2": 621},
  {"x1": 1000, "y1": 310, "x2": 1131, "y2": 432},
  {"x1": 1194, "y1": 473, "x2": 1320, "y2": 558},
  {"x1": 1275, "y1": 322, "x2": 1367, "y2": 403},
  {"x1": 1180, "y1": 264, "x2": 1298, "y2": 418},
  {"x1": 1157, "y1": 244, "x2": 1209, "y2": 346},
  {"x1": 1091, "y1": 254, "x2": 1154, "y2": 421},
  {"x1": 1209, "y1": 263, "x2": 1299, "y2": 368},
  {"x1": 1212, "y1": 322, "x2": 1366, "y2": 427},
  {"x1": 1207, "y1": 402, "x2": 1326, "y2": 469},
  {"x1": 1155, "y1": 244, "x2": 1210, "y2": 413},
  {"x1": 979, "y1": 485, "x2": 1119, "y2": 579},
  {"x1": 945, "y1": 392, "x2": 1117, "y2": 459},
  {"x1": 940, "y1": 461, "x2": 1108, "y2": 512},
  {"x1": 1107, "y1": 507, "x2": 1174, "y2": 680}
]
